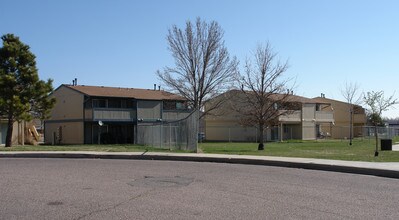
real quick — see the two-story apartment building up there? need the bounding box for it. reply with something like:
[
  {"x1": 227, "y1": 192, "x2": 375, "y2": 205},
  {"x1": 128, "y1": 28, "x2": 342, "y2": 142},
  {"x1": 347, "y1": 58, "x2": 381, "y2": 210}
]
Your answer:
[
  {"x1": 312, "y1": 96, "x2": 367, "y2": 139},
  {"x1": 204, "y1": 90, "x2": 334, "y2": 142},
  {"x1": 44, "y1": 84, "x2": 190, "y2": 145}
]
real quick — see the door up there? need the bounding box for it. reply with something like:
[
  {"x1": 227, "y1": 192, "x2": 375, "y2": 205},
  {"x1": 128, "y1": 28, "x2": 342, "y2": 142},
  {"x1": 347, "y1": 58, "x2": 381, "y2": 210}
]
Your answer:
[{"x1": 0, "y1": 123, "x2": 7, "y2": 145}]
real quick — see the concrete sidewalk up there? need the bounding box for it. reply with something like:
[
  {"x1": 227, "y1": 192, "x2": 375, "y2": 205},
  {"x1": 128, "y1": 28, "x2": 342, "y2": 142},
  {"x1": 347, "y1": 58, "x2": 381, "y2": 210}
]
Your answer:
[{"x1": 1, "y1": 151, "x2": 399, "y2": 179}]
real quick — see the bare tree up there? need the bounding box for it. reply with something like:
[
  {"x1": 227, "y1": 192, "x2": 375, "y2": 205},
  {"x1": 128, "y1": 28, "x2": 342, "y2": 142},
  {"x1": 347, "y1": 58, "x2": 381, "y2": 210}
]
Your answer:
[
  {"x1": 363, "y1": 91, "x2": 398, "y2": 156},
  {"x1": 340, "y1": 81, "x2": 362, "y2": 145},
  {"x1": 157, "y1": 18, "x2": 238, "y2": 117},
  {"x1": 234, "y1": 43, "x2": 293, "y2": 150}
]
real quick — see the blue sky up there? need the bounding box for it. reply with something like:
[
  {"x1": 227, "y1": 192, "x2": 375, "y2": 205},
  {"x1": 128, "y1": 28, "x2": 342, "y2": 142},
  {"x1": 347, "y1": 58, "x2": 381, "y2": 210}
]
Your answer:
[{"x1": 1, "y1": 0, "x2": 398, "y2": 117}]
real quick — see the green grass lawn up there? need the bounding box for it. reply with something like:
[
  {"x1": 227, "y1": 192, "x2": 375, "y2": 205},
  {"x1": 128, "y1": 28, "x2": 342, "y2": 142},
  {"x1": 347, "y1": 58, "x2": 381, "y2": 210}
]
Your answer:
[
  {"x1": 199, "y1": 138, "x2": 399, "y2": 162},
  {"x1": 2, "y1": 137, "x2": 399, "y2": 162},
  {"x1": 0, "y1": 144, "x2": 192, "y2": 153}
]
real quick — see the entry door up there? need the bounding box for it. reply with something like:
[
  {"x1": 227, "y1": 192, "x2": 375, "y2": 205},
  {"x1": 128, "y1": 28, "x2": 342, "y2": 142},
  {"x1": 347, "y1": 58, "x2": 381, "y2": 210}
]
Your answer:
[
  {"x1": 316, "y1": 124, "x2": 320, "y2": 138},
  {"x1": 0, "y1": 123, "x2": 7, "y2": 145}
]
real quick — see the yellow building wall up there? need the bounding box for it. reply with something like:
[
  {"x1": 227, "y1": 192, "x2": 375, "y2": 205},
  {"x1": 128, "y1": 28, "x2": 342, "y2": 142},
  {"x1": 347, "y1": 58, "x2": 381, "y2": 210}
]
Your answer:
[
  {"x1": 302, "y1": 104, "x2": 316, "y2": 140},
  {"x1": 45, "y1": 122, "x2": 84, "y2": 144},
  {"x1": 205, "y1": 120, "x2": 259, "y2": 142},
  {"x1": 44, "y1": 86, "x2": 85, "y2": 144},
  {"x1": 315, "y1": 97, "x2": 366, "y2": 139},
  {"x1": 205, "y1": 92, "x2": 323, "y2": 141},
  {"x1": 49, "y1": 86, "x2": 84, "y2": 120}
]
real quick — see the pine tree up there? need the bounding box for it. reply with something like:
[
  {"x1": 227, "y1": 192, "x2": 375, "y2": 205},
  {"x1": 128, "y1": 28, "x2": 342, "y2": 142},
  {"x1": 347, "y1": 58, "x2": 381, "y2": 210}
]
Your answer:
[{"x1": 0, "y1": 34, "x2": 55, "y2": 147}]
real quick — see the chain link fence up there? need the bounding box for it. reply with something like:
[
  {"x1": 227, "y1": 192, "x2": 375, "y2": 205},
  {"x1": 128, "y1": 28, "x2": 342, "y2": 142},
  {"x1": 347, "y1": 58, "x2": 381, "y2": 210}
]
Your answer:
[
  {"x1": 136, "y1": 110, "x2": 198, "y2": 151},
  {"x1": 203, "y1": 125, "x2": 399, "y2": 142}
]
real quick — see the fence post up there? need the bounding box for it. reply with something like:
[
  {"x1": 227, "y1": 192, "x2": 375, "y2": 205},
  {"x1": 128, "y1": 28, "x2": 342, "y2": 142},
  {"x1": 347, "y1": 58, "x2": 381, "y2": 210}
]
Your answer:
[
  {"x1": 169, "y1": 123, "x2": 171, "y2": 150},
  {"x1": 160, "y1": 123, "x2": 162, "y2": 149},
  {"x1": 229, "y1": 127, "x2": 231, "y2": 143}
]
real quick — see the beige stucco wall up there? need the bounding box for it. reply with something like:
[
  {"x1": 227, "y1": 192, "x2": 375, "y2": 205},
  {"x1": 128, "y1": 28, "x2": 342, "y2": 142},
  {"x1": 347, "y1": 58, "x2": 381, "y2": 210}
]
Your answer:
[
  {"x1": 137, "y1": 100, "x2": 161, "y2": 120},
  {"x1": 302, "y1": 104, "x2": 316, "y2": 140},
  {"x1": 205, "y1": 92, "x2": 324, "y2": 141},
  {"x1": 49, "y1": 86, "x2": 84, "y2": 120},
  {"x1": 205, "y1": 92, "x2": 262, "y2": 141},
  {"x1": 314, "y1": 97, "x2": 366, "y2": 139},
  {"x1": 44, "y1": 86, "x2": 85, "y2": 144},
  {"x1": 45, "y1": 122, "x2": 84, "y2": 144},
  {"x1": 205, "y1": 120, "x2": 260, "y2": 142}
]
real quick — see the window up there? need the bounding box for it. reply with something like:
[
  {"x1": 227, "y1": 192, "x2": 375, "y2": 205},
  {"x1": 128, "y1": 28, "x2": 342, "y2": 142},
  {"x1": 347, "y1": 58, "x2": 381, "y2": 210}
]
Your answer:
[
  {"x1": 273, "y1": 103, "x2": 279, "y2": 110},
  {"x1": 176, "y1": 102, "x2": 185, "y2": 110},
  {"x1": 93, "y1": 99, "x2": 107, "y2": 108},
  {"x1": 108, "y1": 99, "x2": 121, "y2": 108},
  {"x1": 126, "y1": 100, "x2": 136, "y2": 109},
  {"x1": 163, "y1": 101, "x2": 187, "y2": 110},
  {"x1": 163, "y1": 101, "x2": 176, "y2": 110},
  {"x1": 121, "y1": 100, "x2": 127, "y2": 108}
]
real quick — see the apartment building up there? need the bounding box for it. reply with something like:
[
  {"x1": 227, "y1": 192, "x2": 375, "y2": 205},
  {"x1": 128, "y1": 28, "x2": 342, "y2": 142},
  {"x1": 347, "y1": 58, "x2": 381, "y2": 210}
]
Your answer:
[
  {"x1": 313, "y1": 95, "x2": 367, "y2": 139},
  {"x1": 44, "y1": 84, "x2": 190, "y2": 145},
  {"x1": 204, "y1": 90, "x2": 334, "y2": 142}
]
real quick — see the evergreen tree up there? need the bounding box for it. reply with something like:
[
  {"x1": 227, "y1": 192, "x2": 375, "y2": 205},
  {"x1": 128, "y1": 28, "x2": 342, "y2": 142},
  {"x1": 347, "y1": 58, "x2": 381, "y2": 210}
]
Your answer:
[{"x1": 0, "y1": 34, "x2": 55, "y2": 147}]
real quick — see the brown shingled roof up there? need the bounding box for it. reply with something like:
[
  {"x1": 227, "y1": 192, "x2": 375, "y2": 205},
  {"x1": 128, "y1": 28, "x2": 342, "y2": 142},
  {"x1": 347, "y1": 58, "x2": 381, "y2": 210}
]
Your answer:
[
  {"x1": 226, "y1": 90, "x2": 330, "y2": 104},
  {"x1": 269, "y1": 93, "x2": 319, "y2": 104},
  {"x1": 63, "y1": 84, "x2": 186, "y2": 101}
]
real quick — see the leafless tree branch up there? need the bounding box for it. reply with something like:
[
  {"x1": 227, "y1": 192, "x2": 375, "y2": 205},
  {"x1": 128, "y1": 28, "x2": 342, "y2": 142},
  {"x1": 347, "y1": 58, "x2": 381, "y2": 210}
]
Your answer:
[
  {"x1": 233, "y1": 43, "x2": 293, "y2": 148},
  {"x1": 157, "y1": 18, "x2": 238, "y2": 118}
]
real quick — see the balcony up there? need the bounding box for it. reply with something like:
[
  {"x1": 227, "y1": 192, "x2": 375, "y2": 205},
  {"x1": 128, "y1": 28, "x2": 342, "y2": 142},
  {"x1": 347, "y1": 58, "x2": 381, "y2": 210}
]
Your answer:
[
  {"x1": 85, "y1": 108, "x2": 136, "y2": 122},
  {"x1": 315, "y1": 111, "x2": 334, "y2": 122},
  {"x1": 279, "y1": 110, "x2": 301, "y2": 122}
]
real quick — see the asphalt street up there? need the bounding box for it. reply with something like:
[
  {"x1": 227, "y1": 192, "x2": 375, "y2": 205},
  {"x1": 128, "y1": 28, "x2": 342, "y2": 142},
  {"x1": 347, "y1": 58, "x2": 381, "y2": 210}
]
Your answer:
[{"x1": 0, "y1": 158, "x2": 398, "y2": 219}]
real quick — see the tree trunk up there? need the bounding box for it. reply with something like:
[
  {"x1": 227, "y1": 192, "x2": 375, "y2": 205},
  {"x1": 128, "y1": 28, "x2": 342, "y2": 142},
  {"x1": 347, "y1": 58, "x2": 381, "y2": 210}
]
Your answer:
[
  {"x1": 5, "y1": 118, "x2": 14, "y2": 147},
  {"x1": 258, "y1": 126, "x2": 264, "y2": 150}
]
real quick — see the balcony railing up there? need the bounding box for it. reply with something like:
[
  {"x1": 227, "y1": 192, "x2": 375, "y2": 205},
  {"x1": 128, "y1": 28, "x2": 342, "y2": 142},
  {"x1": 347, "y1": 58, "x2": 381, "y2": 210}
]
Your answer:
[
  {"x1": 315, "y1": 111, "x2": 334, "y2": 122},
  {"x1": 279, "y1": 110, "x2": 301, "y2": 122},
  {"x1": 279, "y1": 110, "x2": 334, "y2": 123},
  {"x1": 85, "y1": 108, "x2": 136, "y2": 121}
]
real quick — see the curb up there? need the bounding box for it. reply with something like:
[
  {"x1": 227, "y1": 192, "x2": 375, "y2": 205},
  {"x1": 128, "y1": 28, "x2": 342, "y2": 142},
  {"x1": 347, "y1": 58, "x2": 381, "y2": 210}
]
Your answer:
[{"x1": 1, "y1": 152, "x2": 399, "y2": 179}]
